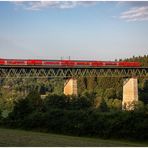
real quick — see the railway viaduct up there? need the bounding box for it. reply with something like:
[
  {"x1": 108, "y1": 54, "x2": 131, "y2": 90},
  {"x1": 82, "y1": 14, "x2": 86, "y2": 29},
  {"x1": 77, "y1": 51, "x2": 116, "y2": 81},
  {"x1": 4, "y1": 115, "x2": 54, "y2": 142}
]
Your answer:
[{"x1": 0, "y1": 65, "x2": 148, "y2": 110}]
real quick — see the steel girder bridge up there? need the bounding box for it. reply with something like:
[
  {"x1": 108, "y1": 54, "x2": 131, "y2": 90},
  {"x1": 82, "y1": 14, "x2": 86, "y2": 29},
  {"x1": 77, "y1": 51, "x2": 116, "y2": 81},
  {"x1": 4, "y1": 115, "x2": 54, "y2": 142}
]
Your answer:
[
  {"x1": 0, "y1": 66, "x2": 147, "y2": 78},
  {"x1": 0, "y1": 66, "x2": 148, "y2": 110}
]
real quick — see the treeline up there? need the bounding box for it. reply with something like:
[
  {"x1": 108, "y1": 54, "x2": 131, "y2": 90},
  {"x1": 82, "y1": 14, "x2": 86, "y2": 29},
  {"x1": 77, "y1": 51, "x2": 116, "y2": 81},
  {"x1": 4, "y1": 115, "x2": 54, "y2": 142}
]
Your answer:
[
  {"x1": 1, "y1": 77, "x2": 148, "y2": 112},
  {"x1": 122, "y1": 54, "x2": 148, "y2": 67},
  {"x1": 0, "y1": 92, "x2": 148, "y2": 141}
]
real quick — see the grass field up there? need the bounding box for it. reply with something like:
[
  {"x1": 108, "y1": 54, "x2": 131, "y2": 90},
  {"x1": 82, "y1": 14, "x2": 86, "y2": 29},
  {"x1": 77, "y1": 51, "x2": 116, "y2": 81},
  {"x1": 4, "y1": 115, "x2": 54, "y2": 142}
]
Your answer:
[{"x1": 0, "y1": 128, "x2": 147, "y2": 147}]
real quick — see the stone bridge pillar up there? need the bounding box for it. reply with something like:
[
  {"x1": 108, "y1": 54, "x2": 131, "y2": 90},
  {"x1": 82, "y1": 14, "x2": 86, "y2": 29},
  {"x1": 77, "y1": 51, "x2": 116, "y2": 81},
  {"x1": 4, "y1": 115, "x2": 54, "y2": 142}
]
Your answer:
[
  {"x1": 122, "y1": 78, "x2": 138, "y2": 110},
  {"x1": 64, "y1": 78, "x2": 77, "y2": 96}
]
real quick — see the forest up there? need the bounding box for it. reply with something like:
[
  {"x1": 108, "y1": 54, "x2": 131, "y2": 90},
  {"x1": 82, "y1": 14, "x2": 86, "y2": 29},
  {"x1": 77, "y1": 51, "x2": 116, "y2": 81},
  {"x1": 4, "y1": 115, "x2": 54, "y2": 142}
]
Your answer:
[{"x1": 0, "y1": 55, "x2": 148, "y2": 141}]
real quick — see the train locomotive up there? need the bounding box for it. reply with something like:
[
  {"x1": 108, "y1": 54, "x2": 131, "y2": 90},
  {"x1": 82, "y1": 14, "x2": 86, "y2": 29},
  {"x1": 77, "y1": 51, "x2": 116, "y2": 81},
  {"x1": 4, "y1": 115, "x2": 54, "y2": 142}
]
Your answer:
[{"x1": 0, "y1": 58, "x2": 141, "y2": 67}]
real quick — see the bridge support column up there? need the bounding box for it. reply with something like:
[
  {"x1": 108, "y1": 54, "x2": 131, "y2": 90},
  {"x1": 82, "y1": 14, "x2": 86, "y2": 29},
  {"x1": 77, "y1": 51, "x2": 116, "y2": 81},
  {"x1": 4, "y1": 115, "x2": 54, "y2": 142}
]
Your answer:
[
  {"x1": 64, "y1": 78, "x2": 77, "y2": 96},
  {"x1": 122, "y1": 78, "x2": 138, "y2": 110}
]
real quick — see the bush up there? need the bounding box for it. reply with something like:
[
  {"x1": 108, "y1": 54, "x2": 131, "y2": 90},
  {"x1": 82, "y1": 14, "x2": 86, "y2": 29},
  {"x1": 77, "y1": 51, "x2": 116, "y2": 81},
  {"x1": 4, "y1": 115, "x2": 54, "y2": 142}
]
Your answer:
[{"x1": 44, "y1": 94, "x2": 69, "y2": 110}]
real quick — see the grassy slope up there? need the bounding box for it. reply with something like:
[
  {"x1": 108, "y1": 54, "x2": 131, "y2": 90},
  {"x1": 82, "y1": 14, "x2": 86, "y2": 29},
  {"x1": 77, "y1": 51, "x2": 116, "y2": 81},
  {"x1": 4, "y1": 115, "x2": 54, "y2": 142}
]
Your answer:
[{"x1": 0, "y1": 128, "x2": 147, "y2": 147}]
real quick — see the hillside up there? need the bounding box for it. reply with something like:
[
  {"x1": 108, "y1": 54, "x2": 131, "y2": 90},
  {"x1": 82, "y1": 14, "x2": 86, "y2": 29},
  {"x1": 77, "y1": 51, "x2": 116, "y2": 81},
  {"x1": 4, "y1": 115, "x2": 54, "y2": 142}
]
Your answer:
[{"x1": 0, "y1": 128, "x2": 147, "y2": 147}]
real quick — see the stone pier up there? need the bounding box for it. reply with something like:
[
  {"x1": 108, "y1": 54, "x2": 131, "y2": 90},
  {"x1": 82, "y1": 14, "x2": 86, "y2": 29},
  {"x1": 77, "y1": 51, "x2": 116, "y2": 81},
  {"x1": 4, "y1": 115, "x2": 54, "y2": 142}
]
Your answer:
[
  {"x1": 122, "y1": 78, "x2": 138, "y2": 110},
  {"x1": 64, "y1": 78, "x2": 77, "y2": 96}
]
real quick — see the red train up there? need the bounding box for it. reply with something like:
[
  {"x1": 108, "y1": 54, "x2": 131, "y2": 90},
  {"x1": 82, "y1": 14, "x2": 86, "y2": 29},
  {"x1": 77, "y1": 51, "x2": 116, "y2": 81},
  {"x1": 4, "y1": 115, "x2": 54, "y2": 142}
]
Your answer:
[{"x1": 0, "y1": 58, "x2": 141, "y2": 67}]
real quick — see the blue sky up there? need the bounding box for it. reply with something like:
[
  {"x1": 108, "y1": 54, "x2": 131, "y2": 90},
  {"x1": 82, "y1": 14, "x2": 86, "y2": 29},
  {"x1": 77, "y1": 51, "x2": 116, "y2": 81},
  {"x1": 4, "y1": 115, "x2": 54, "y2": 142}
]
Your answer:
[{"x1": 0, "y1": 1, "x2": 148, "y2": 60}]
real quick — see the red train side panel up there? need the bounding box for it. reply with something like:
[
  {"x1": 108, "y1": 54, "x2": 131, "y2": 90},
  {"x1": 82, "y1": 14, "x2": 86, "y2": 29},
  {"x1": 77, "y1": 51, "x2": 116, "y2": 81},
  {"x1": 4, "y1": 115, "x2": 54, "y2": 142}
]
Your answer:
[
  {"x1": 0, "y1": 59, "x2": 5, "y2": 65},
  {"x1": 27, "y1": 60, "x2": 42, "y2": 65},
  {"x1": 7, "y1": 60, "x2": 26, "y2": 65},
  {"x1": 0, "y1": 58, "x2": 141, "y2": 67}
]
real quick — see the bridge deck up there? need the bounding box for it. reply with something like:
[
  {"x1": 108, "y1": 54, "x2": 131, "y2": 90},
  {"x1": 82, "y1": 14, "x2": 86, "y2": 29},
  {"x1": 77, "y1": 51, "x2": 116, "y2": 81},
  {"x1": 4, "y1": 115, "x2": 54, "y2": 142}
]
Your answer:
[{"x1": 0, "y1": 65, "x2": 147, "y2": 69}]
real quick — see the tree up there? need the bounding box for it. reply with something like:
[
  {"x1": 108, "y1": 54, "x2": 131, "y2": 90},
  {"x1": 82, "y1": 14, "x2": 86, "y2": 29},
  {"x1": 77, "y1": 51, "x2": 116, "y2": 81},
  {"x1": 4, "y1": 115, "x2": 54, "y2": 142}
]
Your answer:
[
  {"x1": 87, "y1": 77, "x2": 97, "y2": 93},
  {"x1": 25, "y1": 91, "x2": 43, "y2": 111},
  {"x1": 134, "y1": 101, "x2": 145, "y2": 112},
  {"x1": 112, "y1": 99, "x2": 122, "y2": 111},
  {"x1": 104, "y1": 88, "x2": 116, "y2": 99},
  {"x1": 8, "y1": 98, "x2": 32, "y2": 120},
  {"x1": 8, "y1": 91, "x2": 43, "y2": 122},
  {"x1": 70, "y1": 95, "x2": 92, "y2": 110},
  {"x1": 145, "y1": 104, "x2": 148, "y2": 113},
  {"x1": 44, "y1": 94, "x2": 69, "y2": 110},
  {"x1": 106, "y1": 98, "x2": 113, "y2": 110},
  {"x1": 82, "y1": 91, "x2": 96, "y2": 106},
  {"x1": 98, "y1": 99, "x2": 109, "y2": 112}
]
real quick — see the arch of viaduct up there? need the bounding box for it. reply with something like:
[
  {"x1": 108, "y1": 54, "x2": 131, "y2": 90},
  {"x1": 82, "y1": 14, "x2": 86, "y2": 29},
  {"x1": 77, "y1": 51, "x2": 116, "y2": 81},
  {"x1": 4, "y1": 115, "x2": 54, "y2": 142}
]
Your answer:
[{"x1": 0, "y1": 66, "x2": 148, "y2": 110}]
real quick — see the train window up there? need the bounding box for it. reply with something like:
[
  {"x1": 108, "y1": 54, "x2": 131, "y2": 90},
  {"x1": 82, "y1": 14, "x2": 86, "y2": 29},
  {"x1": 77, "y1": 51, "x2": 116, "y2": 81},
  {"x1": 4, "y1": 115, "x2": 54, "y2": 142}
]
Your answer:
[
  {"x1": 5, "y1": 60, "x2": 7, "y2": 64},
  {"x1": 74, "y1": 62, "x2": 77, "y2": 65}
]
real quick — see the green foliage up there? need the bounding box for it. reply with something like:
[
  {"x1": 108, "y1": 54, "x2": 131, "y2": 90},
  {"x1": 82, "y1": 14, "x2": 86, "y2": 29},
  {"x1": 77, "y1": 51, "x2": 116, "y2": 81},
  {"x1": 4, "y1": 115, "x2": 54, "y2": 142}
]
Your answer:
[
  {"x1": 139, "y1": 79, "x2": 148, "y2": 104},
  {"x1": 8, "y1": 98, "x2": 32, "y2": 120},
  {"x1": 0, "y1": 91, "x2": 147, "y2": 141},
  {"x1": 132, "y1": 101, "x2": 145, "y2": 112},
  {"x1": 8, "y1": 91, "x2": 42, "y2": 121},
  {"x1": 106, "y1": 98, "x2": 122, "y2": 111},
  {"x1": 44, "y1": 94, "x2": 93, "y2": 110},
  {"x1": 4, "y1": 108, "x2": 148, "y2": 140},
  {"x1": 69, "y1": 95, "x2": 92, "y2": 110},
  {"x1": 44, "y1": 94, "x2": 69, "y2": 110},
  {"x1": 0, "y1": 109, "x2": 1, "y2": 119},
  {"x1": 98, "y1": 99, "x2": 109, "y2": 112},
  {"x1": 104, "y1": 88, "x2": 116, "y2": 99},
  {"x1": 1, "y1": 110, "x2": 10, "y2": 118},
  {"x1": 112, "y1": 99, "x2": 122, "y2": 110}
]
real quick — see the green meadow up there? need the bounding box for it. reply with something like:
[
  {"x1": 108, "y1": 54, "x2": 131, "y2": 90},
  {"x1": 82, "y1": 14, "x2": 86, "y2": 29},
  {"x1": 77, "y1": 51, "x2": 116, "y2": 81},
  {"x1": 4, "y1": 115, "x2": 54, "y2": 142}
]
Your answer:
[{"x1": 0, "y1": 128, "x2": 147, "y2": 147}]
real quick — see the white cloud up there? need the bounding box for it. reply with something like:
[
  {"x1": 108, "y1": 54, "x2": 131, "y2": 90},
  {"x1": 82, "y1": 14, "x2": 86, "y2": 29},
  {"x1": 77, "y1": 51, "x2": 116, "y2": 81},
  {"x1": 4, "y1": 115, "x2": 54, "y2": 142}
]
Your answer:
[
  {"x1": 13, "y1": 1, "x2": 96, "y2": 10},
  {"x1": 120, "y1": 6, "x2": 148, "y2": 22}
]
